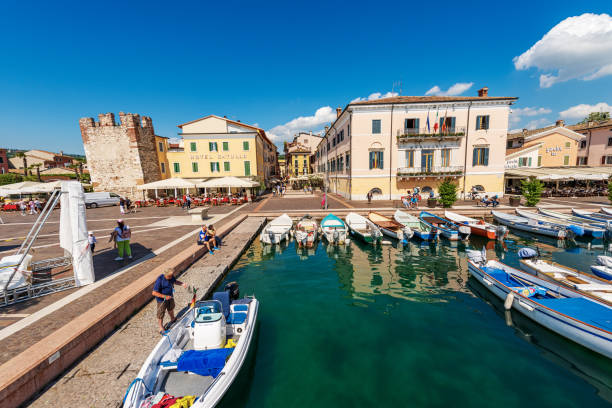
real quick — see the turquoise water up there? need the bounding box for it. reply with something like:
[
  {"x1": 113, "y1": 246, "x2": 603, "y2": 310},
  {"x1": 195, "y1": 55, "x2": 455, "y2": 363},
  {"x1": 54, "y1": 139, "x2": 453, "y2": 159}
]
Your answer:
[{"x1": 217, "y1": 233, "x2": 612, "y2": 408}]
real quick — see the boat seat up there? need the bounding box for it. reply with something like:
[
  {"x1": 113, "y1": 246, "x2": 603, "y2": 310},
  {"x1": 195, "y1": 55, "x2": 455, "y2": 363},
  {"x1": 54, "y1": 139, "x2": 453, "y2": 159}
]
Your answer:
[
  {"x1": 565, "y1": 276, "x2": 588, "y2": 284},
  {"x1": 227, "y1": 312, "x2": 247, "y2": 325},
  {"x1": 232, "y1": 304, "x2": 248, "y2": 312}
]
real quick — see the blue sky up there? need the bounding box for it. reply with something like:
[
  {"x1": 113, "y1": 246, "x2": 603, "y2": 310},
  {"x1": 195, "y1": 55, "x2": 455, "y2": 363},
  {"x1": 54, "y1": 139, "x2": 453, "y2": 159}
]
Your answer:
[{"x1": 1, "y1": 0, "x2": 611, "y2": 153}]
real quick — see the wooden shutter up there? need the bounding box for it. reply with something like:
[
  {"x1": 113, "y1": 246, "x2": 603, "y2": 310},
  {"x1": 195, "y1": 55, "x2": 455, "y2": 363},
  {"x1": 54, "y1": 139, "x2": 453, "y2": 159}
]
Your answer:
[
  {"x1": 484, "y1": 116, "x2": 490, "y2": 129},
  {"x1": 472, "y1": 149, "x2": 478, "y2": 166},
  {"x1": 483, "y1": 148, "x2": 489, "y2": 166},
  {"x1": 415, "y1": 119, "x2": 420, "y2": 131},
  {"x1": 475, "y1": 116, "x2": 481, "y2": 130}
]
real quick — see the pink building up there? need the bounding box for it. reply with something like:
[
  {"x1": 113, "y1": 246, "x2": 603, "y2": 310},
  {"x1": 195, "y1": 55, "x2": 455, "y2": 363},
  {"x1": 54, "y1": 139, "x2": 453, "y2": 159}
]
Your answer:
[{"x1": 571, "y1": 119, "x2": 612, "y2": 166}]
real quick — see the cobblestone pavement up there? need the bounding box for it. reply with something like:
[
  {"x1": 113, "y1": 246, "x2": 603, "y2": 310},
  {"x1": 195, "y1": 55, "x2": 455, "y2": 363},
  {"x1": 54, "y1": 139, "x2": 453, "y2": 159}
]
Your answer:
[{"x1": 25, "y1": 217, "x2": 265, "y2": 408}]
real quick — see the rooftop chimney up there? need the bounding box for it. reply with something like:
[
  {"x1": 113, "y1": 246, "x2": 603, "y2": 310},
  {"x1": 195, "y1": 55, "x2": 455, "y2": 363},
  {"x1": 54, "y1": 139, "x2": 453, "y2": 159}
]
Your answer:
[
  {"x1": 336, "y1": 107, "x2": 342, "y2": 118},
  {"x1": 324, "y1": 125, "x2": 329, "y2": 133},
  {"x1": 555, "y1": 119, "x2": 565, "y2": 127},
  {"x1": 477, "y1": 87, "x2": 489, "y2": 97}
]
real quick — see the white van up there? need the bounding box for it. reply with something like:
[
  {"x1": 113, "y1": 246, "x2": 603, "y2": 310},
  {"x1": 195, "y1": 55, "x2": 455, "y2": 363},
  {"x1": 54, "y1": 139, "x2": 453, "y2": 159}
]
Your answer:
[{"x1": 84, "y1": 192, "x2": 121, "y2": 208}]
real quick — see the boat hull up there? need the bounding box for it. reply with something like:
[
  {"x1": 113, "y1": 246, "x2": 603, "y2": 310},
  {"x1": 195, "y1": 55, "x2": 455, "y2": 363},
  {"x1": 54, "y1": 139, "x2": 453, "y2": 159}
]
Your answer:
[
  {"x1": 591, "y1": 265, "x2": 612, "y2": 281},
  {"x1": 413, "y1": 230, "x2": 438, "y2": 241},
  {"x1": 492, "y1": 212, "x2": 565, "y2": 238}
]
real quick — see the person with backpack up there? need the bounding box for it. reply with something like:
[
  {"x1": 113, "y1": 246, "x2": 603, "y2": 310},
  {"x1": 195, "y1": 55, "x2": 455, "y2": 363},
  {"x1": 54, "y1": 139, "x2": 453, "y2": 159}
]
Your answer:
[{"x1": 111, "y1": 219, "x2": 132, "y2": 261}]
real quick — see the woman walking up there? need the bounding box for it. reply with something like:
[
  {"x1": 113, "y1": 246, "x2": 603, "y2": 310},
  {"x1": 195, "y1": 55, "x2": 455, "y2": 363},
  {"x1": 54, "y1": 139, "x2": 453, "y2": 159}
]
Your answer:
[{"x1": 111, "y1": 219, "x2": 132, "y2": 261}]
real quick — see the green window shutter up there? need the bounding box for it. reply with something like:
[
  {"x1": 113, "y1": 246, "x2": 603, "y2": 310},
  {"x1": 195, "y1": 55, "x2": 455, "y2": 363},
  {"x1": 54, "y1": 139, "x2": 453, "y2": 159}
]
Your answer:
[
  {"x1": 483, "y1": 148, "x2": 489, "y2": 166},
  {"x1": 369, "y1": 152, "x2": 374, "y2": 169},
  {"x1": 537, "y1": 156, "x2": 542, "y2": 166},
  {"x1": 472, "y1": 149, "x2": 478, "y2": 166},
  {"x1": 404, "y1": 119, "x2": 409, "y2": 129},
  {"x1": 209, "y1": 142, "x2": 213, "y2": 151},
  {"x1": 223, "y1": 142, "x2": 229, "y2": 151},
  {"x1": 528, "y1": 157, "x2": 532, "y2": 167},
  {"x1": 484, "y1": 116, "x2": 490, "y2": 129},
  {"x1": 244, "y1": 161, "x2": 251, "y2": 176},
  {"x1": 224, "y1": 161, "x2": 230, "y2": 171},
  {"x1": 476, "y1": 116, "x2": 481, "y2": 130},
  {"x1": 243, "y1": 141, "x2": 249, "y2": 151},
  {"x1": 414, "y1": 119, "x2": 420, "y2": 131},
  {"x1": 564, "y1": 155, "x2": 569, "y2": 165},
  {"x1": 210, "y1": 162, "x2": 214, "y2": 172},
  {"x1": 190, "y1": 142, "x2": 196, "y2": 152},
  {"x1": 173, "y1": 163, "x2": 180, "y2": 173},
  {"x1": 192, "y1": 162, "x2": 198, "y2": 172}
]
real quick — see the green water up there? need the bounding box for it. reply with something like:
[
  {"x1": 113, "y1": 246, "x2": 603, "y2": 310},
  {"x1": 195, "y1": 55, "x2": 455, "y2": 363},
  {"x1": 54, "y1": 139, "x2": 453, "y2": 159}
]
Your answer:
[{"x1": 217, "y1": 234, "x2": 612, "y2": 408}]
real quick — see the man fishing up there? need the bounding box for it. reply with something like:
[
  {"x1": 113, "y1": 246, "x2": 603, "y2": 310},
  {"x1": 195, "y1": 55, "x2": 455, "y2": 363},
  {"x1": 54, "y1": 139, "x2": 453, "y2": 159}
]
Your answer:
[{"x1": 152, "y1": 269, "x2": 189, "y2": 334}]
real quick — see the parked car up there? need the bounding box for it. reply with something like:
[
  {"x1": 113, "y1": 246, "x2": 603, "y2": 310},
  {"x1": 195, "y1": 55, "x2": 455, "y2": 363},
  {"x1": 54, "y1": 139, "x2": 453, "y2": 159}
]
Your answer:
[{"x1": 84, "y1": 192, "x2": 121, "y2": 208}]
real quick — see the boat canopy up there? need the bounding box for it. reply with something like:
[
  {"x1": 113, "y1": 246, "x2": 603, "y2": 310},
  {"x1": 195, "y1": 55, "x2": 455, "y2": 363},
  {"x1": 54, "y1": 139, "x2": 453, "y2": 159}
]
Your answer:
[{"x1": 322, "y1": 214, "x2": 344, "y2": 227}]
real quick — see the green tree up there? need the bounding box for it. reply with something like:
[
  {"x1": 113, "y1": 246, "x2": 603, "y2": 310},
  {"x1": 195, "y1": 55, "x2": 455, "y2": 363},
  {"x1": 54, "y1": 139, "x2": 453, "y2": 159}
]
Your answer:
[
  {"x1": 521, "y1": 177, "x2": 543, "y2": 207},
  {"x1": 438, "y1": 178, "x2": 458, "y2": 208},
  {"x1": 0, "y1": 173, "x2": 23, "y2": 186},
  {"x1": 15, "y1": 152, "x2": 27, "y2": 175},
  {"x1": 579, "y1": 111, "x2": 610, "y2": 124}
]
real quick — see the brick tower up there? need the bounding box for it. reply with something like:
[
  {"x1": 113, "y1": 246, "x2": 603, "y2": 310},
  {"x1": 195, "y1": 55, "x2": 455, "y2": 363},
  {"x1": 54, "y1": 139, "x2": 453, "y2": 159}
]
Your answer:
[{"x1": 79, "y1": 112, "x2": 162, "y2": 199}]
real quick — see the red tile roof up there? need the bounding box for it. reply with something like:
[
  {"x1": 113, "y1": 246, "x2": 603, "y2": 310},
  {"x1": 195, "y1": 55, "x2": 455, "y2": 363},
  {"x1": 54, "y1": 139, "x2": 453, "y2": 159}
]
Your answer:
[{"x1": 350, "y1": 95, "x2": 517, "y2": 106}]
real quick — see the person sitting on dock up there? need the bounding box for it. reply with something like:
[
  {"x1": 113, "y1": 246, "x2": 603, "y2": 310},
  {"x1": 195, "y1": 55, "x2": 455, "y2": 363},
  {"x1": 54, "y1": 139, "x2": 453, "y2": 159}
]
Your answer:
[
  {"x1": 479, "y1": 195, "x2": 491, "y2": 207},
  {"x1": 490, "y1": 195, "x2": 500, "y2": 208},
  {"x1": 152, "y1": 269, "x2": 188, "y2": 334},
  {"x1": 197, "y1": 225, "x2": 214, "y2": 254},
  {"x1": 206, "y1": 224, "x2": 220, "y2": 250}
]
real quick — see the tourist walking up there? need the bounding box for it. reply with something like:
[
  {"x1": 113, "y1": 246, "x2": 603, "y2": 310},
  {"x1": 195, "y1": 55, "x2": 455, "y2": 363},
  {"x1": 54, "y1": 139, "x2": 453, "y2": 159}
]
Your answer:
[
  {"x1": 34, "y1": 198, "x2": 41, "y2": 213},
  {"x1": 152, "y1": 269, "x2": 188, "y2": 334},
  {"x1": 186, "y1": 194, "x2": 192, "y2": 209},
  {"x1": 28, "y1": 200, "x2": 36, "y2": 215},
  {"x1": 88, "y1": 231, "x2": 97, "y2": 252},
  {"x1": 367, "y1": 191, "x2": 372, "y2": 205},
  {"x1": 19, "y1": 201, "x2": 26, "y2": 216},
  {"x1": 119, "y1": 197, "x2": 126, "y2": 214},
  {"x1": 111, "y1": 219, "x2": 132, "y2": 261},
  {"x1": 321, "y1": 193, "x2": 326, "y2": 209}
]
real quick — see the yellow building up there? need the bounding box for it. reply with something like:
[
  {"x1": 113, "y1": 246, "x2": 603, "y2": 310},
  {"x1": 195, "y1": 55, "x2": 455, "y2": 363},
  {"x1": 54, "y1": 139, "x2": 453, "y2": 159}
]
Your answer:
[
  {"x1": 154, "y1": 135, "x2": 170, "y2": 179},
  {"x1": 286, "y1": 148, "x2": 311, "y2": 177},
  {"x1": 166, "y1": 115, "x2": 278, "y2": 184},
  {"x1": 278, "y1": 157, "x2": 286, "y2": 178}
]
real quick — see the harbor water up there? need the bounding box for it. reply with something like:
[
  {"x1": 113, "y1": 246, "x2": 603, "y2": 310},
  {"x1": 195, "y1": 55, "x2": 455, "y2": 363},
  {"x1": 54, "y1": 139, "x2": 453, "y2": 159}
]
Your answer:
[{"x1": 217, "y1": 232, "x2": 612, "y2": 407}]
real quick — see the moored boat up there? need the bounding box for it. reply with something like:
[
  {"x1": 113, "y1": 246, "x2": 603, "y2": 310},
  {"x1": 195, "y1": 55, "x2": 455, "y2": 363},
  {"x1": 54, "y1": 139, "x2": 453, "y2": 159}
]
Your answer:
[
  {"x1": 260, "y1": 214, "x2": 293, "y2": 244},
  {"x1": 516, "y1": 209, "x2": 590, "y2": 237},
  {"x1": 536, "y1": 207, "x2": 609, "y2": 239},
  {"x1": 601, "y1": 207, "x2": 612, "y2": 216},
  {"x1": 466, "y1": 251, "x2": 612, "y2": 359},
  {"x1": 123, "y1": 283, "x2": 258, "y2": 408},
  {"x1": 294, "y1": 215, "x2": 318, "y2": 248},
  {"x1": 393, "y1": 210, "x2": 438, "y2": 241},
  {"x1": 572, "y1": 208, "x2": 612, "y2": 223},
  {"x1": 591, "y1": 256, "x2": 612, "y2": 281},
  {"x1": 419, "y1": 211, "x2": 470, "y2": 241},
  {"x1": 492, "y1": 210, "x2": 568, "y2": 239},
  {"x1": 345, "y1": 212, "x2": 382, "y2": 244},
  {"x1": 368, "y1": 212, "x2": 413, "y2": 242},
  {"x1": 320, "y1": 213, "x2": 348, "y2": 245},
  {"x1": 444, "y1": 210, "x2": 506, "y2": 240}
]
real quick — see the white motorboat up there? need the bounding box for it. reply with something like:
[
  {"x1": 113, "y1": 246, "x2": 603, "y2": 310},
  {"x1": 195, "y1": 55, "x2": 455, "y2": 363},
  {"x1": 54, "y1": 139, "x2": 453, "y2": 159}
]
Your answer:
[
  {"x1": 345, "y1": 212, "x2": 382, "y2": 244},
  {"x1": 320, "y1": 214, "x2": 348, "y2": 245},
  {"x1": 123, "y1": 283, "x2": 258, "y2": 408},
  {"x1": 393, "y1": 210, "x2": 438, "y2": 241},
  {"x1": 444, "y1": 210, "x2": 507, "y2": 240},
  {"x1": 260, "y1": 214, "x2": 293, "y2": 244},
  {"x1": 367, "y1": 212, "x2": 413, "y2": 242},
  {"x1": 294, "y1": 215, "x2": 318, "y2": 248}
]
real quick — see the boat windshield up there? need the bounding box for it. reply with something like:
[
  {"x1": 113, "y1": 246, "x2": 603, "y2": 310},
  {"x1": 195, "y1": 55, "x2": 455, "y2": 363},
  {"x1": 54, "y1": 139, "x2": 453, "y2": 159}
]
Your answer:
[{"x1": 194, "y1": 300, "x2": 223, "y2": 323}]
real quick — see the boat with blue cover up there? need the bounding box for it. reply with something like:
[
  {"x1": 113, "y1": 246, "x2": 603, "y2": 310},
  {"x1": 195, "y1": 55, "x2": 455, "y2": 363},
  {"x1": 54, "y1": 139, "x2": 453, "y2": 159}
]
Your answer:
[
  {"x1": 591, "y1": 256, "x2": 612, "y2": 281},
  {"x1": 516, "y1": 209, "x2": 596, "y2": 238},
  {"x1": 491, "y1": 210, "x2": 569, "y2": 239},
  {"x1": 320, "y1": 213, "x2": 348, "y2": 245},
  {"x1": 123, "y1": 283, "x2": 258, "y2": 408},
  {"x1": 467, "y1": 250, "x2": 612, "y2": 359},
  {"x1": 536, "y1": 207, "x2": 610, "y2": 239},
  {"x1": 572, "y1": 208, "x2": 612, "y2": 223},
  {"x1": 394, "y1": 210, "x2": 438, "y2": 241},
  {"x1": 419, "y1": 211, "x2": 470, "y2": 241}
]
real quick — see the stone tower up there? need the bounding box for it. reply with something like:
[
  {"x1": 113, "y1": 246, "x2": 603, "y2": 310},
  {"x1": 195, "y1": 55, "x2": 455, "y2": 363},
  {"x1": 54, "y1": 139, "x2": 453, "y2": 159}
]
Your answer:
[{"x1": 79, "y1": 112, "x2": 161, "y2": 199}]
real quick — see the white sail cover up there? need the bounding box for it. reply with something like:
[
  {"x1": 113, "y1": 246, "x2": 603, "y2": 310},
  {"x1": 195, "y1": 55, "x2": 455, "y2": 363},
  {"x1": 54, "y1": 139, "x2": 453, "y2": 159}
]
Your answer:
[{"x1": 60, "y1": 181, "x2": 95, "y2": 286}]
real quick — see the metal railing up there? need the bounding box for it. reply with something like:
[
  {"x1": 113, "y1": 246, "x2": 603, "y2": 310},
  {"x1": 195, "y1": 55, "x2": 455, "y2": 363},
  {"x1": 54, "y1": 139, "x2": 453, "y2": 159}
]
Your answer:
[
  {"x1": 399, "y1": 127, "x2": 466, "y2": 138},
  {"x1": 397, "y1": 165, "x2": 463, "y2": 176}
]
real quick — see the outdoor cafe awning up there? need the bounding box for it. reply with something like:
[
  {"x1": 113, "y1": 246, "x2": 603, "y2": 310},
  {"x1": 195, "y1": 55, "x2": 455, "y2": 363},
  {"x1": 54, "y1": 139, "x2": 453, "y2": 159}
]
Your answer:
[
  {"x1": 136, "y1": 177, "x2": 198, "y2": 190},
  {"x1": 505, "y1": 166, "x2": 612, "y2": 181},
  {"x1": 197, "y1": 176, "x2": 258, "y2": 189}
]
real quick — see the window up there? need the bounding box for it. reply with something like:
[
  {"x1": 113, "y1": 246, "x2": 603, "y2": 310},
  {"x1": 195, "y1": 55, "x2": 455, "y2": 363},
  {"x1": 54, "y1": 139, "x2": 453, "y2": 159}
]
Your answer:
[
  {"x1": 209, "y1": 142, "x2": 218, "y2": 152},
  {"x1": 537, "y1": 156, "x2": 542, "y2": 167},
  {"x1": 472, "y1": 147, "x2": 489, "y2": 166},
  {"x1": 440, "y1": 117, "x2": 456, "y2": 133},
  {"x1": 332, "y1": 136, "x2": 336, "y2": 147},
  {"x1": 507, "y1": 140, "x2": 513, "y2": 149},
  {"x1": 605, "y1": 156, "x2": 612, "y2": 165},
  {"x1": 243, "y1": 141, "x2": 250, "y2": 151},
  {"x1": 421, "y1": 150, "x2": 434, "y2": 171},
  {"x1": 405, "y1": 150, "x2": 414, "y2": 167},
  {"x1": 564, "y1": 142, "x2": 571, "y2": 148},
  {"x1": 563, "y1": 155, "x2": 569, "y2": 166},
  {"x1": 244, "y1": 161, "x2": 251, "y2": 176},
  {"x1": 223, "y1": 142, "x2": 229, "y2": 151},
  {"x1": 192, "y1": 162, "x2": 199, "y2": 172},
  {"x1": 160, "y1": 162, "x2": 165, "y2": 173},
  {"x1": 190, "y1": 142, "x2": 197, "y2": 152},
  {"x1": 346, "y1": 153, "x2": 350, "y2": 170},
  {"x1": 441, "y1": 149, "x2": 451, "y2": 167},
  {"x1": 327, "y1": 142, "x2": 330, "y2": 150},
  {"x1": 372, "y1": 119, "x2": 381, "y2": 134},
  {"x1": 338, "y1": 156, "x2": 344, "y2": 171},
  {"x1": 580, "y1": 140, "x2": 587, "y2": 149},
  {"x1": 339, "y1": 130, "x2": 344, "y2": 142},
  {"x1": 210, "y1": 162, "x2": 219, "y2": 172},
  {"x1": 303, "y1": 159, "x2": 308, "y2": 170},
  {"x1": 158, "y1": 142, "x2": 164, "y2": 152},
  {"x1": 369, "y1": 151, "x2": 383, "y2": 169},
  {"x1": 173, "y1": 162, "x2": 180, "y2": 173},
  {"x1": 404, "y1": 118, "x2": 420, "y2": 133},
  {"x1": 608, "y1": 137, "x2": 612, "y2": 147},
  {"x1": 224, "y1": 161, "x2": 230, "y2": 171},
  {"x1": 475, "y1": 115, "x2": 490, "y2": 130},
  {"x1": 577, "y1": 157, "x2": 588, "y2": 165}
]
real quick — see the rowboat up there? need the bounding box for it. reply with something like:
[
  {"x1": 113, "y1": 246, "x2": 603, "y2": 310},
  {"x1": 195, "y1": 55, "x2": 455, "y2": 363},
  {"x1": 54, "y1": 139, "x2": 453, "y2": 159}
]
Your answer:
[
  {"x1": 393, "y1": 210, "x2": 438, "y2": 241},
  {"x1": 572, "y1": 208, "x2": 612, "y2": 223},
  {"x1": 260, "y1": 214, "x2": 293, "y2": 244},
  {"x1": 444, "y1": 210, "x2": 507, "y2": 240},
  {"x1": 294, "y1": 215, "x2": 318, "y2": 248},
  {"x1": 601, "y1": 207, "x2": 612, "y2": 216},
  {"x1": 491, "y1": 210, "x2": 568, "y2": 239},
  {"x1": 516, "y1": 209, "x2": 590, "y2": 237},
  {"x1": 467, "y1": 251, "x2": 612, "y2": 359},
  {"x1": 591, "y1": 256, "x2": 612, "y2": 281},
  {"x1": 345, "y1": 212, "x2": 382, "y2": 244},
  {"x1": 517, "y1": 250, "x2": 612, "y2": 306},
  {"x1": 367, "y1": 212, "x2": 413, "y2": 242},
  {"x1": 123, "y1": 283, "x2": 258, "y2": 408},
  {"x1": 419, "y1": 211, "x2": 470, "y2": 241},
  {"x1": 537, "y1": 207, "x2": 609, "y2": 239},
  {"x1": 320, "y1": 214, "x2": 348, "y2": 245}
]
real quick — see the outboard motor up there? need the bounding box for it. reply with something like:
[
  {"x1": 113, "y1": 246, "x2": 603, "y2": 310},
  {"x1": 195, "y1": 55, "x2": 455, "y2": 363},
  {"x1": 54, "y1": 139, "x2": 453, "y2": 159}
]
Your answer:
[
  {"x1": 268, "y1": 230, "x2": 276, "y2": 243},
  {"x1": 466, "y1": 247, "x2": 487, "y2": 265},
  {"x1": 225, "y1": 281, "x2": 240, "y2": 301},
  {"x1": 495, "y1": 225, "x2": 507, "y2": 241},
  {"x1": 458, "y1": 225, "x2": 471, "y2": 240},
  {"x1": 332, "y1": 229, "x2": 340, "y2": 244}
]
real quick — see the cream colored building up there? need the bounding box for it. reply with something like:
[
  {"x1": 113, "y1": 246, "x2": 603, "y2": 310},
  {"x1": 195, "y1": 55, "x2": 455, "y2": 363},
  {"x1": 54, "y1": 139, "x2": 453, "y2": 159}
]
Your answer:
[
  {"x1": 314, "y1": 88, "x2": 517, "y2": 199},
  {"x1": 167, "y1": 115, "x2": 277, "y2": 184}
]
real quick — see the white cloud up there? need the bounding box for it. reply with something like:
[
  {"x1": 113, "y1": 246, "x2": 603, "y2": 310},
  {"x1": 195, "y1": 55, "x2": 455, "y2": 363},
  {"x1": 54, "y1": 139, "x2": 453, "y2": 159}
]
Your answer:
[
  {"x1": 266, "y1": 106, "x2": 337, "y2": 142},
  {"x1": 351, "y1": 91, "x2": 398, "y2": 103},
  {"x1": 509, "y1": 106, "x2": 552, "y2": 125},
  {"x1": 425, "y1": 82, "x2": 474, "y2": 96},
  {"x1": 559, "y1": 102, "x2": 612, "y2": 120},
  {"x1": 513, "y1": 13, "x2": 612, "y2": 88}
]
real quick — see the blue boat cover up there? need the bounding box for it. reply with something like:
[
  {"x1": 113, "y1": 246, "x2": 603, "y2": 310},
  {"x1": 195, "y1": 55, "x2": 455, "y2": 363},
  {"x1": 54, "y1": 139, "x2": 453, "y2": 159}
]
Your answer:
[
  {"x1": 233, "y1": 304, "x2": 248, "y2": 312},
  {"x1": 518, "y1": 248, "x2": 538, "y2": 259},
  {"x1": 177, "y1": 348, "x2": 233, "y2": 378},
  {"x1": 536, "y1": 298, "x2": 612, "y2": 331},
  {"x1": 227, "y1": 312, "x2": 248, "y2": 325},
  {"x1": 212, "y1": 291, "x2": 230, "y2": 318}
]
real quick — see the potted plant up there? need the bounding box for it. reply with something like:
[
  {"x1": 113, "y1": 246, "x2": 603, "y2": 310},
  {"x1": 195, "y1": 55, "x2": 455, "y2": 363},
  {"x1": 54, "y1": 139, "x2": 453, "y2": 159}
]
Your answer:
[
  {"x1": 521, "y1": 177, "x2": 543, "y2": 207},
  {"x1": 438, "y1": 178, "x2": 458, "y2": 208},
  {"x1": 508, "y1": 195, "x2": 521, "y2": 207},
  {"x1": 427, "y1": 197, "x2": 437, "y2": 208}
]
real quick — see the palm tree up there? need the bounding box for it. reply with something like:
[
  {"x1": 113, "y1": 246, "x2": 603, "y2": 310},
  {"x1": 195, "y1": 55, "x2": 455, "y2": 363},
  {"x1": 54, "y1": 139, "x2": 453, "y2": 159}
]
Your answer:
[
  {"x1": 33, "y1": 164, "x2": 42, "y2": 182},
  {"x1": 16, "y1": 152, "x2": 27, "y2": 175}
]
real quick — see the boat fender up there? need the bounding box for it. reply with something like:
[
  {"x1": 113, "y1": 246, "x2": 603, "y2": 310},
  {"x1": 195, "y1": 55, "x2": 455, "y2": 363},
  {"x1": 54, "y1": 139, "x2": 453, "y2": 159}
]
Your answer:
[{"x1": 504, "y1": 292, "x2": 514, "y2": 310}]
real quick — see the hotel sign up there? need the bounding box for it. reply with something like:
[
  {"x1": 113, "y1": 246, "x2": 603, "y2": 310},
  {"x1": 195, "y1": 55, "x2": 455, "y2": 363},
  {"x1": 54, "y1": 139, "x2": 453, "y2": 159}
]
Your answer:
[
  {"x1": 545, "y1": 146, "x2": 562, "y2": 156},
  {"x1": 190, "y1": 153, "x2": 248, "y2": 160}
]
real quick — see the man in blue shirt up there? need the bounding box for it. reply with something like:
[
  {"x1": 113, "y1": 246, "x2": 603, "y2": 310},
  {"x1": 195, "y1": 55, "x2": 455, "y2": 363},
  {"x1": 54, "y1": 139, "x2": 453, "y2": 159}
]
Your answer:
[
  {"x1": 152, "y1": 269, "x2": 188, "y2": 334},
  {"x1": 197, "y1": 225, "x2": 214, "y2": 254}
]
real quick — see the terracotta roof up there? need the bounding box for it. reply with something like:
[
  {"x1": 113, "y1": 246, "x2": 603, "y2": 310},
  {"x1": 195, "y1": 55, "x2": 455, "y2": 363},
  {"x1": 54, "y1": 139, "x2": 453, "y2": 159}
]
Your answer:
[
  {"x1": 568, "y1": 119, "x2": 612, "y2": 131},
  {"x1": 507, "y1": 125, "x2": 556, "y2": 140},
  {"x1": 350, "y1": 95, "x2": 517, "y2": 106}
]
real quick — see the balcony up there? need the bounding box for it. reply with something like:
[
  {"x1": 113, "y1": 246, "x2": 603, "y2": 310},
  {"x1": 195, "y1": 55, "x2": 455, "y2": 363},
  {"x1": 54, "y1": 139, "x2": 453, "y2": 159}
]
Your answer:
[
  {"x1": 397, "y1": 165, "x2": 463, "y2": 178},
  {"x1": 397, "y1": 127, "x2": 466, "y2": 142}
]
